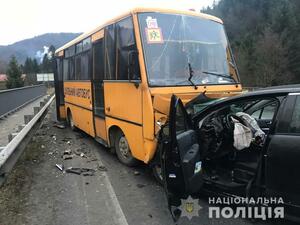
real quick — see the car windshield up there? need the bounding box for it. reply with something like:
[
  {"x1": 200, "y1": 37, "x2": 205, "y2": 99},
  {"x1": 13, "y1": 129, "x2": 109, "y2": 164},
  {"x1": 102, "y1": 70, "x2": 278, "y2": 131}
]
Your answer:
[
  {"x1": 138, "y1": 12, "x2": 239, "y2": 87},
  {"x1": 184, "y1": 92, "x2": 226, "y2": 115}
]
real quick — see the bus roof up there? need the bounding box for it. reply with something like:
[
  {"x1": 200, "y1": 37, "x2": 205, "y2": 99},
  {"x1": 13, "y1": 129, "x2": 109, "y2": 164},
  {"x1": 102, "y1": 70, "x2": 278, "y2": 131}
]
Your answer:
[{"x1": 55, "y1": 7, "x2": 223, "y2": 55}]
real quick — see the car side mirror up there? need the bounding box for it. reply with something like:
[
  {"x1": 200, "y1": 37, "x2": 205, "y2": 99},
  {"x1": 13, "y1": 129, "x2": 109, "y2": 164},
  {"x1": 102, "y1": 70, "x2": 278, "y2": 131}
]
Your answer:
[{"x1": 128, "y1": 50, "x2": 140, "y2": 87}]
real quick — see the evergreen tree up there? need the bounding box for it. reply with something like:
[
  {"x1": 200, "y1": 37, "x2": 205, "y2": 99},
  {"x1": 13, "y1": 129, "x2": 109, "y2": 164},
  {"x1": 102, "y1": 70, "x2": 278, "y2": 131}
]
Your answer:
[
  {"x1": 32, "y1": 59, "x2": 40, "y2": 74},
  {"x1": 22, "y1": 57, "x2": 38, "y2": 85},
  {"x1": 41, "y1": 45, "x2": 56, "y2": 73},
  {"x1": 23, "y1": 57, "x2": 33, "y2": 74},
  {"x1": 49, "y1": 45, "x2": 56, "y2": 57},
  {"x1": 202, "y1": 0, "x2": 300, "y2": 87},
  {"x1": 0, "y1": 60, "x2": 7, "y2": 73},
  {"x1": 49, "y1": 45, "x2": 56, "y2": 73},
  {"x1": 6, "y1": 56, "x2": 24, "y2": 89},
  {"x1": 42, "y1": 54, "x2": 51, "y2": 72}
]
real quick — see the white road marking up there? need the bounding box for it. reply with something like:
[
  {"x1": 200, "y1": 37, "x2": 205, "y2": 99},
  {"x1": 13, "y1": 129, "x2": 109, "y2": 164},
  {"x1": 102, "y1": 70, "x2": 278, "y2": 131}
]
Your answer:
[{"x1": 94, "y1": 152, "x2": 129, "y2": 225}]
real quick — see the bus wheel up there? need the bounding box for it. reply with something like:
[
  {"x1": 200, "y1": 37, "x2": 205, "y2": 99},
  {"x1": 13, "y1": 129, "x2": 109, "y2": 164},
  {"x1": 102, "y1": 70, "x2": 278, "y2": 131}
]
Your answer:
[
  {"x1": 115, "y1": 130, "x2": 138, "y2": 166},
  {"x1": 152, "y1": 164, "x2": 163, "y2": 185},
  {"x1": 67, "y1": 111, "x2": 77, "y2": 131}
]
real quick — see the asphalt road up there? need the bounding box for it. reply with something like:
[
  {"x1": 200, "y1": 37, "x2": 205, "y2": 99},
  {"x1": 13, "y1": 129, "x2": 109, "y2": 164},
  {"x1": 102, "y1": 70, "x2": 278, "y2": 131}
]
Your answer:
[{"x1": 0, "y1": 102, "x2": 298, "y2": 225}]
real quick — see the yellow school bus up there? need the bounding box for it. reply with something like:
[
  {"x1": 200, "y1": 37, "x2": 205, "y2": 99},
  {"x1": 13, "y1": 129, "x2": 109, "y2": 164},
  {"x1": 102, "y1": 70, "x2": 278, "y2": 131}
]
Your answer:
[{"x1": 54, "y1": 8, "x2": 242, "y2": 180}]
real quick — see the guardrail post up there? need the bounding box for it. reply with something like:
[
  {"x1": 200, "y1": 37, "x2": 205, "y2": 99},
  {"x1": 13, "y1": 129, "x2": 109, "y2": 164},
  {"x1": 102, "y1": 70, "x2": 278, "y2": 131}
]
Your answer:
[
  {"x1": 24, "y1": 115, "x2": 33, "y2": 124},
  {"x1": 40, "y1": 101, "x2": 46, "y2": 107},
  {"x1": 33, "y1": 107, "x2": 40, "y2": 115},
  {"x1": 8, "y1": 133, "x2": 18, "y2": 142},
  {"x1": 18, "y1": 124, "x2": 25, "y2": 131}
]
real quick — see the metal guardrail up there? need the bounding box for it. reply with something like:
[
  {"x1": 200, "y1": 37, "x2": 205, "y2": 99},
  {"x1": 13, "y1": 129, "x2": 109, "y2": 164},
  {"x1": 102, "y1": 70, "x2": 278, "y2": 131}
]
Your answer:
[
  {"x1": 0, "y1": 95, "x2": 55, "y2": 185},
  {"x1": 0, "y1": 84, "x2": 47, "y2": 118}
]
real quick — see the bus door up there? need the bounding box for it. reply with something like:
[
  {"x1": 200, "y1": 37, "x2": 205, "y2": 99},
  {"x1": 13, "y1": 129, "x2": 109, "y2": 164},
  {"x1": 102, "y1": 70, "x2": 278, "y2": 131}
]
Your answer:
[
  {"x1": 54, "y1": 57, "x2": 65, "y2": 120},
  {"x1": 92, "y1": 38, "x2": 107, "y2": 142},
  {"x1": 103, "y1": 18, "x2": 144, "y2": 160}
]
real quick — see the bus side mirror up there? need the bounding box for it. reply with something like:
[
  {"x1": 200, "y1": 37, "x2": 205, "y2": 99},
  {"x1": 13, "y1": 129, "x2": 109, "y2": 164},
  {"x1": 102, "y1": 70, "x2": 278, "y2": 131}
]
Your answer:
[{"x1": 128, "y1": 50, "x2": 140, "y2": 87}]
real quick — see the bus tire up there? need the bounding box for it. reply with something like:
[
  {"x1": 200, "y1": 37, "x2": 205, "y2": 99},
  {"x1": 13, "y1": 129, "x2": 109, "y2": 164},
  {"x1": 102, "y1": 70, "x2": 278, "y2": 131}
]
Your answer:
[
  {"x1": 67, "y1": 110, "x2": 77, "y2": 131},
  {"x1": 115, "y1": 130, "x2": 138, "y2": 166}
]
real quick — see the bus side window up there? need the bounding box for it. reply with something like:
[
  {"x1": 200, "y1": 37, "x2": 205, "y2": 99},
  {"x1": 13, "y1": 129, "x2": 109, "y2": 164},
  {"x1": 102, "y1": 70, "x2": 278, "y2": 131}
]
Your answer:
[
  {"x1": 116, "y1": 17, "x2": 140, "y2": 80},
  {"x1": 63, "y1": 59, "x2": 69, "y2": 80},
  {"x1": 93, "y1": 39, "x2": 105, "y2": 116},
  {"x1": 78, "y1": 51, "x2": 91, "y2": 80},
  {"x1": 104, "y1": 24, "x2": 116, "y2": 80},
  {"x1": 93, "y1": 39, "x2": 105, "y2": 79},
  {"x1": 75, "y1": 38, "x2": 92, "y2": 81},
  {"x1": 69, "y1": 57, "x2": 75, "y2": 80},
  {"x1": 75, "y1": 55, "x2": 81, "y2": 80},
  {"x1": 64, "y1": 46, "x2": 76, "y2": 80}
]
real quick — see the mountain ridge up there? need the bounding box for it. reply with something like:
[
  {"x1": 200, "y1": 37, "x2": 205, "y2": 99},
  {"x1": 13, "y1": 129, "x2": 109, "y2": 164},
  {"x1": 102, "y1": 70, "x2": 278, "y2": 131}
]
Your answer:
[{"x1": 0, "y1": 32, "x2": 82, "y2": 65}]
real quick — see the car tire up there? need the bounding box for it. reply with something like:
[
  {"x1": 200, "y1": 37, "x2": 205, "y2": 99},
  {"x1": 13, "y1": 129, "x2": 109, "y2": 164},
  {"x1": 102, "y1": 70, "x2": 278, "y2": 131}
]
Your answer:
[{"x1": 115, "y1": 130, "x2": 138, "y2": 166}]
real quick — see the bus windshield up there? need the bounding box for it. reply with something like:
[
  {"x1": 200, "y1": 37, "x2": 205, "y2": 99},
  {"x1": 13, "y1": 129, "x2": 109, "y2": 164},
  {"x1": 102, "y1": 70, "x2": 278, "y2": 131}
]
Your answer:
[{"x1": 138, "y1": 12, "x2": 239, "y2": 87}]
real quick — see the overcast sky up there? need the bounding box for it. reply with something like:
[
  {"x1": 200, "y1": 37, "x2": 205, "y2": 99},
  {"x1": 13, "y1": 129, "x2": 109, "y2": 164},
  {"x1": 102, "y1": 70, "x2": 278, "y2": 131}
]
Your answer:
[{"x1": 0, "y1": 0, "x2": 215, "y2": 45}]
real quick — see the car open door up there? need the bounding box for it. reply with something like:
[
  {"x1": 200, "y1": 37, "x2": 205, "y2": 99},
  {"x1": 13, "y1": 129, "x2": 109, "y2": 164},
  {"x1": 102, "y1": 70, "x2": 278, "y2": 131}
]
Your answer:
[
  {"x1": 161, "y1": 95, "x2": 203, "y2": 221},
  {"x1": 265, "y1": 94, "x2": 300, "y2": 214}
]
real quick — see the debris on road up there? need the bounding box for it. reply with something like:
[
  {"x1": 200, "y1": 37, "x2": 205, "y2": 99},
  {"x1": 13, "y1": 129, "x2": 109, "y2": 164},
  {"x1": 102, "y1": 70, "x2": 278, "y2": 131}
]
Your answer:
[
  {"x1": 63, "y1": 149, "x2": 72, "y2": 155},
  {"x1": 53, "y1": 123, "x2": 66, "y2": 129},
  {"x1": 74, "y1": 149, "x2": 82, "y2": 156},
  {"x1": 87, "y1": 157, "x2": 97, "y2": 163},
  {"x1": 62, "y1": 154, "x2": 73, "y2": 160},
  {"x1": 134, "y1": 171, "x2": 140, "y2": 176},
  {"x1": 98, "y1": 165, "x2": 108, "y2": 172},
  {"x1": 65, "y1": 167, "x2": 81, "y2": 175},
  {"x1": 62, "y1": 137, "x2": 72, "y2": 142},
  {"x1": 55, "y1": 164, "x2": 64, "y2": 171},
  {"x1": 136, "y1": 184, "x2": 146, "y2": 188},
  {"x1": 80, "y1": 152, "x2": 87, "y2": 158},
  {"x1": 62, "y1": 149, "x2": 74, "y2": 160},
  {"x1": 41, "y1": 145, "x2": 45, "y2": 149},
  {"x1": 82, "y1": 170, "x2": 95, "y2": 176},
  {"x1": 73, "y1": 149, "x2": 88, "y2": 158},
  {"x1": 65, "y1": 167, "x2": 96, "y2": 176}
]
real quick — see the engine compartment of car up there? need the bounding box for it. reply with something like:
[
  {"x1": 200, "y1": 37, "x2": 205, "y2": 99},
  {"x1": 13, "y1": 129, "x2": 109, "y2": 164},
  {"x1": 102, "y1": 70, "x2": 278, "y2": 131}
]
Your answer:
[{"x1": 195, "y1": 98, "x2": 279, "y2": 196}]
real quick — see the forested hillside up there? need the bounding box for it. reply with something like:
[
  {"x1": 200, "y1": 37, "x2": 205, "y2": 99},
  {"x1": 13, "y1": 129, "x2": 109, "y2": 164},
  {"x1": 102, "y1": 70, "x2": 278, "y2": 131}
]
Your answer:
[{"x1": 202, "y1": 0, "x2": 300, "y2": 87}]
